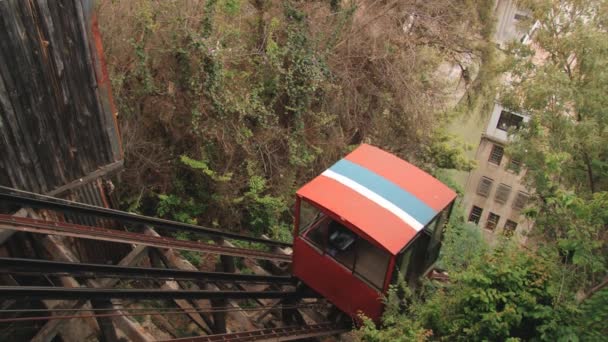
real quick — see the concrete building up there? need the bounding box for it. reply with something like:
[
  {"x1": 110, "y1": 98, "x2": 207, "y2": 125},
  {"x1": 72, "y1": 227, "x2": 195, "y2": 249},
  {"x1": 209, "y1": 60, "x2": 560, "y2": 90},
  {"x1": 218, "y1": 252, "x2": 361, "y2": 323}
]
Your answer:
[
  {"x1": 462, "y1": 103, "x2": 533, "y2": 243},
  {"x1": 493, "y1": 0, "x2": 531, "y2": 47}
]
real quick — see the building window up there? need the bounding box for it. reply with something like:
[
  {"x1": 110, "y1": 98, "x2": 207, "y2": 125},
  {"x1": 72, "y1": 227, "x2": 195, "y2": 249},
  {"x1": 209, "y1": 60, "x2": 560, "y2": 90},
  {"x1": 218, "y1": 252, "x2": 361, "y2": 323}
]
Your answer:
[
  {"x1": 495, "y1": 184, "x2": 512, "y2": 204},
  {"x1": 476, "y1": 177, "x2": 493, "y2": 197},
  {"x1": 513, "y1": 192, "x2": 529, "y2": 210},
  {"x1": 503, "y1": 220, "x2": 518, "y2": 236},
  {"x1": 514, "y1": 13, "x2": 529, "y2": 21},
  {"x1": 485, "y1": 212, "x2": 500, "y2": 231},
  {"x1": 507, "y1": 158, "x2": 522, "y2": 173},
  {"x1": 497, "y1": 110, "x2": 523, "y2": 131},
  {"x1": 468, "y1": 206, "x2": 483, "y2": 224},
  {"x1": 489, "y1": 144, "x2": 504, "y2": 165}
]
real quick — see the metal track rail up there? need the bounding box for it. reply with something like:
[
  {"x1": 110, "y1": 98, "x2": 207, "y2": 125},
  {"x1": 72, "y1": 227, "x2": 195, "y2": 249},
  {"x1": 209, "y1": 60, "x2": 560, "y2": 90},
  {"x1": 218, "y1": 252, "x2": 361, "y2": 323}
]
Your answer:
[
  {"x1": 0, "y1": 257, "x2": 293, "y2": 284},
  {"x1": 0, "y1": 215, "x2": 291, "y2": 262},
  {"x1": 163, "y1": 322, "x2": 349, "y2": 342},
  {"x1": 0, "y1": 287, "x2": 319, "y2": 300},
  {"x1": 0, "y1": 186, "x2": 291, "y2": 248}
]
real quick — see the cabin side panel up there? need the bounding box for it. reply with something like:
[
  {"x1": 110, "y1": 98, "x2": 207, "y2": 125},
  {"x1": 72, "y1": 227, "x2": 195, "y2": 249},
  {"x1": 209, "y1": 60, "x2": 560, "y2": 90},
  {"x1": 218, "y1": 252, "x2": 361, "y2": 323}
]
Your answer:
[{"x1": 293, "y1": 237, "x2": 384, "y2": 321}]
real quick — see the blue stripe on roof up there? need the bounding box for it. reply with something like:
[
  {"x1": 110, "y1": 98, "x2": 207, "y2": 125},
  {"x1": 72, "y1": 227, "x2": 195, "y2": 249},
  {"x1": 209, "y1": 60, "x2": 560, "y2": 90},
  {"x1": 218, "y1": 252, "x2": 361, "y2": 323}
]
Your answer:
[{"x1": 329, "y1": 159, "x2": 437, "y2": 225}]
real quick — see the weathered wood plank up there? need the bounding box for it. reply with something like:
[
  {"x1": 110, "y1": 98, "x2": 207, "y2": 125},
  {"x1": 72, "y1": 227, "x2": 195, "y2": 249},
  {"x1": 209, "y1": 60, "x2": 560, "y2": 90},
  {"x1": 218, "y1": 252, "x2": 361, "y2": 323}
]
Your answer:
[{"x1": 0, "y1": 0, "x2": 122, "y2": 194}]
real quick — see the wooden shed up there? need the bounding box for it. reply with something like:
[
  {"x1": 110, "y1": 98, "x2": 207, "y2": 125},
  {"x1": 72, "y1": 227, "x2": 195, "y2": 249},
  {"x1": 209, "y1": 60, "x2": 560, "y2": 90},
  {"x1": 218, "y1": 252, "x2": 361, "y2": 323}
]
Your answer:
[
  {"x1": 0, "y1": 0, "x2": 127, "y2": 263},
  {"x1": 0, "y1": 0, "x2": 122, "y2": 194}
]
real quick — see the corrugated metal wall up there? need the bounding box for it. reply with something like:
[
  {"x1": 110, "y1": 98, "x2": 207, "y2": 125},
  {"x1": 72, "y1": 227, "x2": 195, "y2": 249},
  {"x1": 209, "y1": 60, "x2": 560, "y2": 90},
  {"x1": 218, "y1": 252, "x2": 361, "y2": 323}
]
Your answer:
[{"x1": 0, "y1": 0, "x2": 122, "y2": 194}]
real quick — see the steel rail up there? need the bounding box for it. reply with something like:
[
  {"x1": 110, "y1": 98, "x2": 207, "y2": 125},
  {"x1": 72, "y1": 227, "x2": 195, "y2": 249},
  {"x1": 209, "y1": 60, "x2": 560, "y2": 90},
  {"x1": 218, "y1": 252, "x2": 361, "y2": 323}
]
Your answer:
[
  {"x1": 0, "y1": 286, "x2": 320, "y2": 300},
  {"x1": 163, "y1": 322, "x2": 350, "y2": 342},
  {"x1": 0, "y1": 215, "x2": 291, "y2": 262},
  {"x1": 0, "y1": 257, "x2": 293, "y2": 283},
  {"x1": 0, "y1": 303, "x2": 326, "y2": 314},
  {"x1": 0, "y1": 304, "x2": 325, "y2": 323},
  {"x1": 0, "y1": 186, "x2": 291, "y2": 248}
]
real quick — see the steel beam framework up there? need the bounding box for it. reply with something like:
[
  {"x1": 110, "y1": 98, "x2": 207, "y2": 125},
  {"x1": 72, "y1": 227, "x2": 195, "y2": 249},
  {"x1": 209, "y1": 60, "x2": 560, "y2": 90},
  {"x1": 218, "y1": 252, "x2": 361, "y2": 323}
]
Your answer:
[
  {"x1": 0, "y1": 186, "x2": 291, "y2": 247},
  {"x1": 0, "y1": 287, "x2": 319, "y2": 300},
  {"x1": 0, "y1": 215, "x2": 291, "y2": 262},
  {"x1": 0, "y1": 257, "x2": 293, "y2": 283},
  {"x1": 163, "y1": 322, "x2": 349, "y2": 342}
]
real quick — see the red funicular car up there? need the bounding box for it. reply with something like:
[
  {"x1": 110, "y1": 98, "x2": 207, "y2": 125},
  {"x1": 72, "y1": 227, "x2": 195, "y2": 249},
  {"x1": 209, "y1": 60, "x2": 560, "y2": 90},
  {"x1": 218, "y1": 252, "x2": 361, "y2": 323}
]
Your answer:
[{"x1": 292, "y1": 144, "x2": 456, "y2": 322}]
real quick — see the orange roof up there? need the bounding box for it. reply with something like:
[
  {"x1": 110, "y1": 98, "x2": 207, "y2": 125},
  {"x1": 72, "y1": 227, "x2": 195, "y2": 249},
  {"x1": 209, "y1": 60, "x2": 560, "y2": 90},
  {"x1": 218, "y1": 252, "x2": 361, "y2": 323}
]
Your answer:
[{"x1": 297, "y1": 144, "x2": 456, "y2": 254}]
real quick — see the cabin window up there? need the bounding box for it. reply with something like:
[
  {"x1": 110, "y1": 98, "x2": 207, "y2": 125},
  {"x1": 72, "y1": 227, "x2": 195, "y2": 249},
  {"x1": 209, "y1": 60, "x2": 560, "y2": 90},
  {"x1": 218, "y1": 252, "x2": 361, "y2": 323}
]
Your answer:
[
  {"x1": 298, "y1": 200, "x2": 324, "y2": 235},
  {"x1": 302, "y1": 212, "x2": 390, "y2": 291},
  {"x1": 327, "y1": 221, "x2": 357, "y2": 270},
  {"x1": 307, "y1": 220, "x2": 328, "y2": 250},
  {"x1": 399, "y1": 232, "x2": 431, "y2": 284},
  {"x1": 395, "y1": 248, "x2": 413, "y2": 281},
  {"x1": 426, "y1": 204, "x2": 451, "y2": 266},
  {"x1": 394, "y1": 201, "x2": 453, "y2": 286},
  {"x1": 353, "y1": 238, "x2": 390, "y2": 290}
]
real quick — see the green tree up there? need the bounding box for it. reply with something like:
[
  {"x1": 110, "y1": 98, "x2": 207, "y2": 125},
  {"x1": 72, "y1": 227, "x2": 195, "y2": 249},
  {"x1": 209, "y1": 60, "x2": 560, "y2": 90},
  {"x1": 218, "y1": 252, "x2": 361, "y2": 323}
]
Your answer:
[
  {"x1": 501, "y1": 0, "x2": 608, "y2": 296},
  {"x1": 358, "y1": 240, "x2": 578, "y2": 341}
]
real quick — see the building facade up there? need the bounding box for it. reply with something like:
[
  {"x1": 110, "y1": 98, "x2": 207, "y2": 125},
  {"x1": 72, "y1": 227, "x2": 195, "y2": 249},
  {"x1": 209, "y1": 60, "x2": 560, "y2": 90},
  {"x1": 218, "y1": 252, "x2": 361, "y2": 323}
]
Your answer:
[
  {"x1": 493, "y1": 0, "x2": 531, "y2": 47},
  {"x1": 462, "y1": 103, "x2": 533, "y2": 243}
]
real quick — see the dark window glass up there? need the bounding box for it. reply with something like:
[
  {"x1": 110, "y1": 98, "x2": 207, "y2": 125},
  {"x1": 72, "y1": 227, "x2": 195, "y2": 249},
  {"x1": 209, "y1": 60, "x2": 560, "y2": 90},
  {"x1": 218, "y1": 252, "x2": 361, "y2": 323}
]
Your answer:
[
  {"x1": 513, "y1": 192, "x2": 529, "y2": 210},
  {"x1": 426, "y1": 207, "x2": 449, "y2": 263},
  {"x1": 468, "y1": 206, "x2": 483, "y2": 224},
  {"x1": 477, "y1": 177, "x2": 494, "y2": 197},
  {"x1": 299, "y1": 200, "x2": 324, "y2": 235},
  {"x1": 486, "y1": 212, "x2": 500, "y2": 230},
  {"x1": 495, "y1": 184, "x2": 512, "y2": 204},
  {"x1": 514, "y1": 13, "x2": 528, "y2": 21},
  {"x1": 306, "y1": 218, "x2": 329, "y2": 250},
  {"x1": 507, "y1": 158, "x2": 522, "y2": 173},
  {"x1": 394, "y1": 248, "x2": 413, "y2": 283},
  {"x1": 503, "y1": 220, "x2": 518, "y2": 236},
  {"x1": 405, "y1": 233, "x2": 431, "y2": 283},
  {"x1": 354, "y1": 238, "x2": 390, "y2": 290},
  {"x1": 489, "y1": 144, "x2": 504, "y2": 165},
  {"x1": 305, "y1": 217, "x2": 391, "y2": 292},
  {"x1": 497, "y1": 110, "x2": 523, "y2": 131},
  {"x1": 327, "y1": 221, "x2": 356, "y2": 270}
]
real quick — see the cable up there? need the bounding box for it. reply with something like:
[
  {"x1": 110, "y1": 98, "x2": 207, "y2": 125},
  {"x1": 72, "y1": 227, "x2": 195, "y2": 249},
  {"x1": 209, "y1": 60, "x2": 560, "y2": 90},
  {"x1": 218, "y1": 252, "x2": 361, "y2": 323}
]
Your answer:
[
  {"x1": 0, "y1": 303, "x2": 326, "y2": 314},
  {"x1": 0, "y1": 257, "x2": 293, "y2": 283},
  {"x1": 0, "y1": 304, "x2": 325, "y2": 323}
]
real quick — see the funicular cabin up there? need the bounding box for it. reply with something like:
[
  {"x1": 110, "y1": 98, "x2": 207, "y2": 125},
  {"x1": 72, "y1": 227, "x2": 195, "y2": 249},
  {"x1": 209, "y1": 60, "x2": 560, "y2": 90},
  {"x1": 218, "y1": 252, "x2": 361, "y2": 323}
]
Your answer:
[{"x1": 292, "y1": 144, "x2": 456, "y2": 322}]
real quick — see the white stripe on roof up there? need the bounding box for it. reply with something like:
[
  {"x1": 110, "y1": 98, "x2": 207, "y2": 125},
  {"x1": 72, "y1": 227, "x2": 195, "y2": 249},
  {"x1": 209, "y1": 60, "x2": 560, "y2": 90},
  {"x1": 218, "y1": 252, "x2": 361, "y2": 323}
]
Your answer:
[{"x1": 322, "y1": 169, "x2": 424, "y2": 231}]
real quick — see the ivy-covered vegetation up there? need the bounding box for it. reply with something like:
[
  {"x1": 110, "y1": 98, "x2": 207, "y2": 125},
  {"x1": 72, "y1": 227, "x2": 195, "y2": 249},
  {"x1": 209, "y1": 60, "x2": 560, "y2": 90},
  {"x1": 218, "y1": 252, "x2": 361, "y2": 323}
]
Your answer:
[{"x1": 99, "y1": 0, "x2": 488, "y2": 240}]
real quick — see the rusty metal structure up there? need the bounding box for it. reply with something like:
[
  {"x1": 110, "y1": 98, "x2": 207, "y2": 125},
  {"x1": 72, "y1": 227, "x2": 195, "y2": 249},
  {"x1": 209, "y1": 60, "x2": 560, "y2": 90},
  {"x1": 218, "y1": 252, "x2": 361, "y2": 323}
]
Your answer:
[{"x1": 0, "y1": 187, "x2": 346, "y2": 341}]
